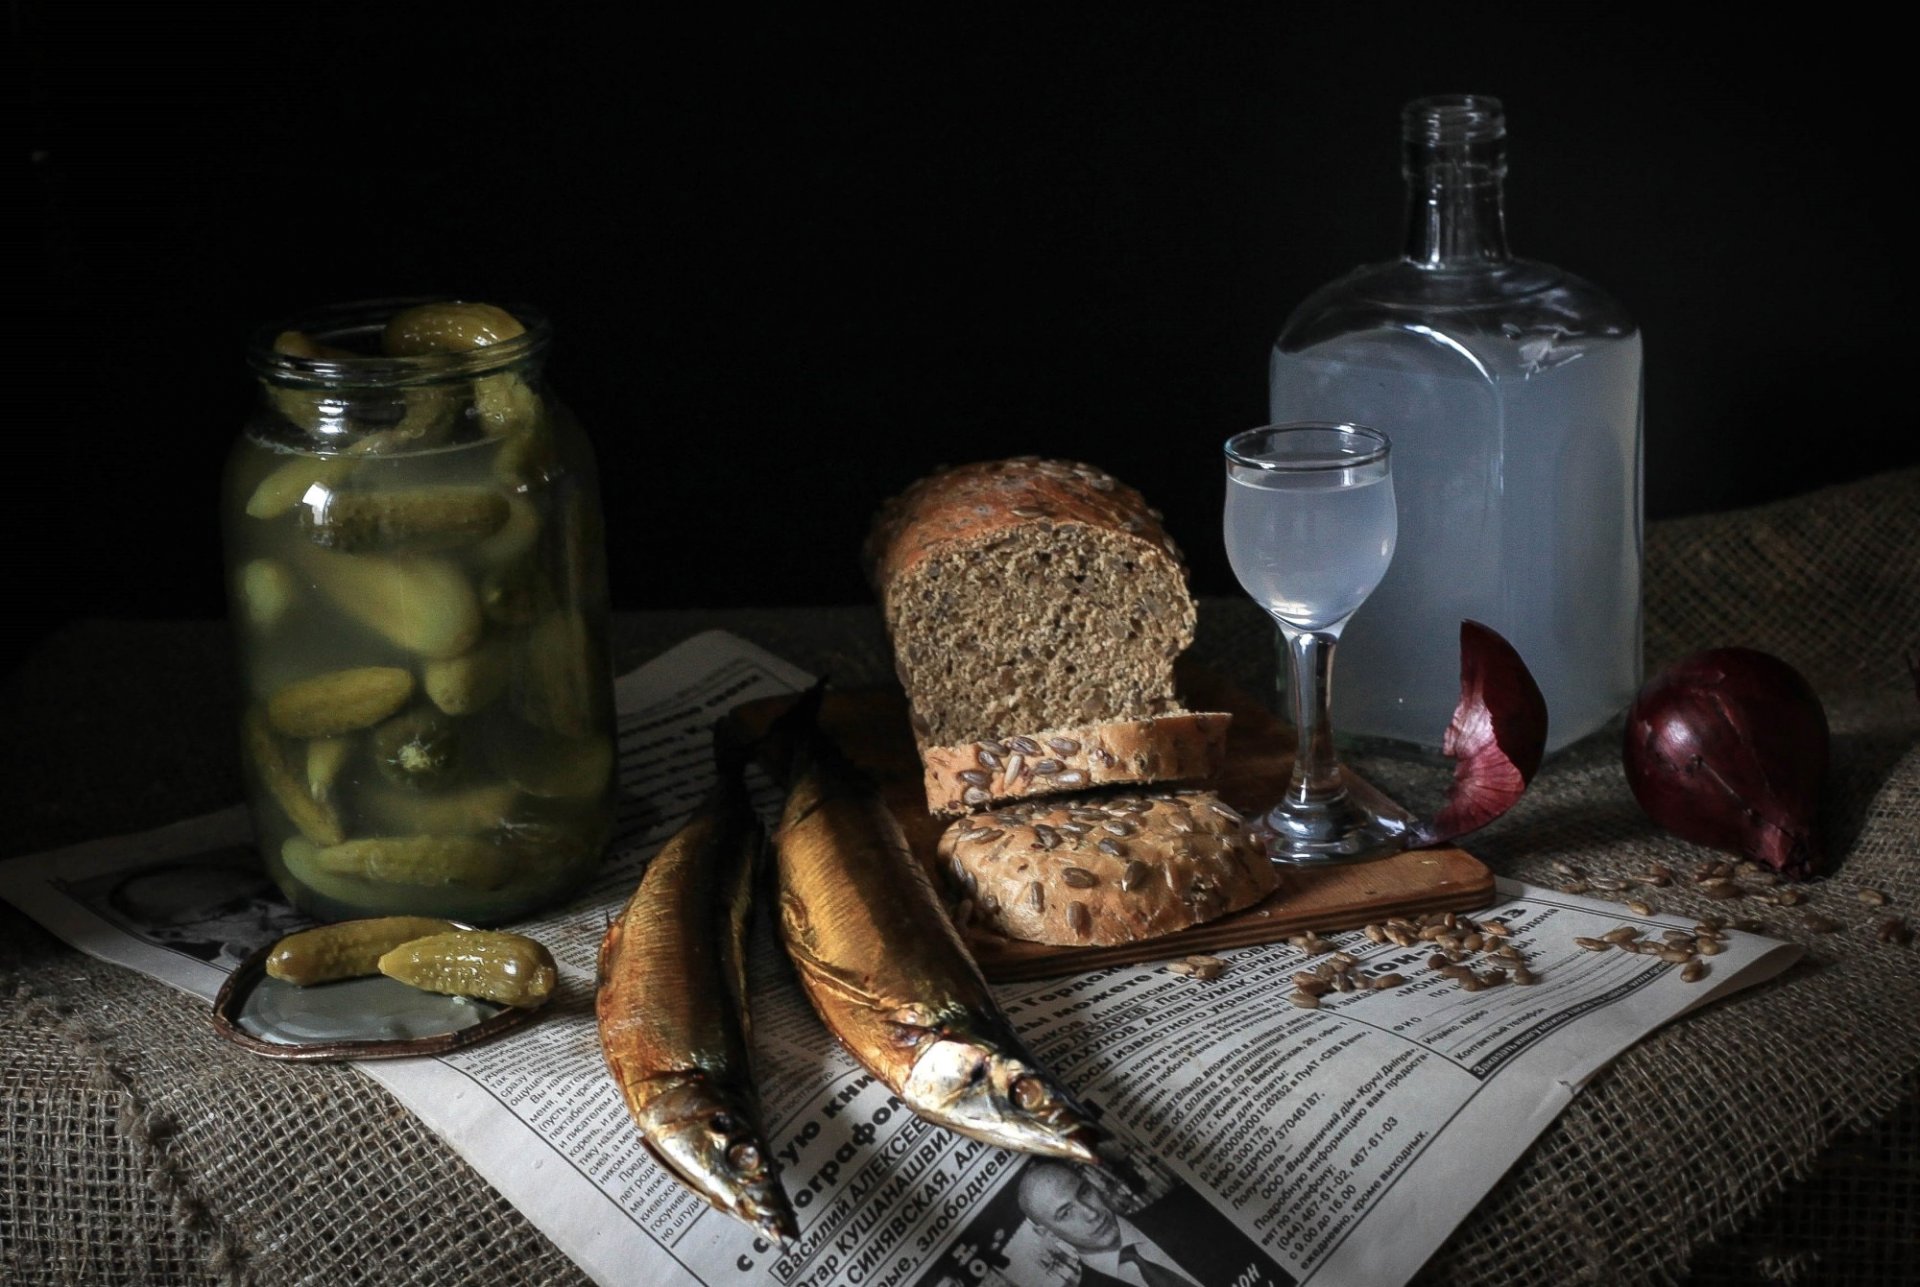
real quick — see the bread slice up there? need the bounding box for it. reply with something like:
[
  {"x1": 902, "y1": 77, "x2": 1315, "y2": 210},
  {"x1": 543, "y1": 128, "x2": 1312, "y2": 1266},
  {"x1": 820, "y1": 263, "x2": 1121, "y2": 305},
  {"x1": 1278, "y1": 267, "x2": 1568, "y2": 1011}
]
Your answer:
[
  {"x1": 919, "y1": 710, "x2": 1230, "y2": 816},
  {"x1": 938, "y1": 789, "x2": 1275, "y2": 946},
  {"x1": 866, "y1": 457, "x2": 1197, "y2": 747}
]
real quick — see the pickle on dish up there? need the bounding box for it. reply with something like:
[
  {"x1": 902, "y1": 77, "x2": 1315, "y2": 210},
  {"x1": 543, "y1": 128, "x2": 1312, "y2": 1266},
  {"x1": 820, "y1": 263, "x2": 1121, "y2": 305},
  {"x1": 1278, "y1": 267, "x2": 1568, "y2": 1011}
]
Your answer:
[
  {"x1": 244, "y1": 710, "x2": 345, "y2": 847},
  {"x1": 301, "y1": 485, "x2": 511, "y2": 554},
  {"x1": 377, "y1": 929, "x2": 557, "y2": 1007},
  {"x1": 266, "y1": 666, "x2": 415, "y2": 739},
  {"x1": 371, "y1": 709, "x2": 463, "y2": 789},
  {"x1": 265, "y1": 915, "x2": 458, "y2": 986},
  {"x1": 307, "y1": 835, "x2": 515, "y2": 889},
  {"x1": 424, "y1": 642, "x2": 509, "y2": 716},
  {"x1": 306, "y1": 552, "x2": 481, "y2": 659}
]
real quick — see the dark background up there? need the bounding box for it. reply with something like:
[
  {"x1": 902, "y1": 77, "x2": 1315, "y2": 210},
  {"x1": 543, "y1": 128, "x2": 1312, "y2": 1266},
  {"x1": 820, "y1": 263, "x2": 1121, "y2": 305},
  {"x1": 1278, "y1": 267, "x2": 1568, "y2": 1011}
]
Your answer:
[{"x1": 13, "y1": 8, "x2": 1905, "y2": 671}]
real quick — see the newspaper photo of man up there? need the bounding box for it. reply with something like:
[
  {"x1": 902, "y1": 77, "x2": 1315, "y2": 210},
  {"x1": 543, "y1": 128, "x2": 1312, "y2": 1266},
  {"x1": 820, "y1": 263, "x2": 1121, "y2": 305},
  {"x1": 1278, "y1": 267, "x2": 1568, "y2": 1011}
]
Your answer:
[
  {"x1": 62, "y1": 846, "x2": 311, "y2": 971},
  {"x1": 1015, "y1": 1159, "x2": 1293, "y2": 1287}
]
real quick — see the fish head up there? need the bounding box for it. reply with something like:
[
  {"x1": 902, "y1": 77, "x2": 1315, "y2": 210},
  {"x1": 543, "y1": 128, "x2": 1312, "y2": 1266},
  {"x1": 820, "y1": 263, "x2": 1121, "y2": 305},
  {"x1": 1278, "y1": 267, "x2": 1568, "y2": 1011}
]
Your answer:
[
  {"x1": 901, "y1": 1035, "x2": 1105, "y2": 1164},
  {"x1": 639, "y1": 1078, "x2": 799, "y2": 1246}
]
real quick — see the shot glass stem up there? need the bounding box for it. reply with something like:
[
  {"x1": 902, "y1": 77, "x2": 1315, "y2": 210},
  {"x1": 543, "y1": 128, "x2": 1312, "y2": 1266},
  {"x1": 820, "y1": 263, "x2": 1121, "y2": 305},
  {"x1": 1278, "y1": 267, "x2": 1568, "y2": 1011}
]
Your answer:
[{"x1": 1281, "y1": 621, "x2": 1346, "y2": 808}]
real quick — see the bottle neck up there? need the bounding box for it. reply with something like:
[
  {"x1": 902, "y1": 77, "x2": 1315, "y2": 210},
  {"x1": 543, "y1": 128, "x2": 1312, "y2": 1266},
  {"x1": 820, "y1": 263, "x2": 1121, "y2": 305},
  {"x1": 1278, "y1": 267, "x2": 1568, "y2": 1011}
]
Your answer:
[
  {"x1": 1399, "y1": 95, "x2": 1511, "y2": 269},
  {"x1": 1402, "y1": 164, "x2": 1510, "y2": 267}
]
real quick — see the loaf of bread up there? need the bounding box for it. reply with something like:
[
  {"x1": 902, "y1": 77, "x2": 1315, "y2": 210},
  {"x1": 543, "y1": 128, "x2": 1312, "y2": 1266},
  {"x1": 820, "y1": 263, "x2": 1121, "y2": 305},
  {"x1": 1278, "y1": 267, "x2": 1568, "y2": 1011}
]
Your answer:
[
  {"x1": 938, "y1": 790, "x2": 1276, "y2": 946},
  {"x1": 865, "y1": 457, "x2": 1199, "y2": 747},
  {"x1": 920, "y1": 711, "x2": 1230, "y2": 816}
]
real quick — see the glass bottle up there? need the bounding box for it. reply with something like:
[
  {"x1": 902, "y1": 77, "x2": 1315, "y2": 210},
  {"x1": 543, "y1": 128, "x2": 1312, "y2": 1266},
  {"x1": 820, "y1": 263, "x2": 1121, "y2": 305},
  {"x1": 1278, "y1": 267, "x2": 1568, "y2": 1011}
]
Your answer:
[
  {"x1": 223, "y1": 299, "x2": 616, "y2": 923},
  {"x1": 1269, "y1": 94, "x2": 1642, "y2": 756}
]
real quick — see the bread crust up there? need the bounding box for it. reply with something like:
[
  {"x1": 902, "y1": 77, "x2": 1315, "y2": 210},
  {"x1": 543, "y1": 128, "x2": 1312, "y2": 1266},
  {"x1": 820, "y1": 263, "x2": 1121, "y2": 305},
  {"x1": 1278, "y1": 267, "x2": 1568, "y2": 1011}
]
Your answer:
[
  {"x1": 920, "y1": 711, "x2": 1230, "y2": 816},
  {"x1": 938, "y1": 791, "x2": 1276, "y2": 946},
  {"x1": 863, "y1": 456, "x2": 1189, "y2": 594}
]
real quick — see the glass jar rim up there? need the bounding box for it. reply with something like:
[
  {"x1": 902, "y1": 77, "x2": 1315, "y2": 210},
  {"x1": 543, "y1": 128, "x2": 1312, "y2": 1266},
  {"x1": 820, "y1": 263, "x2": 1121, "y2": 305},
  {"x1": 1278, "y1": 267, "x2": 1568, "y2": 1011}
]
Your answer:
[
  {"x1": 1224, "y1": 422, "x2": 1392, "y2": 472},
  {"x1": 247, "y1": 297, "x2": 552, "y2": 387}
]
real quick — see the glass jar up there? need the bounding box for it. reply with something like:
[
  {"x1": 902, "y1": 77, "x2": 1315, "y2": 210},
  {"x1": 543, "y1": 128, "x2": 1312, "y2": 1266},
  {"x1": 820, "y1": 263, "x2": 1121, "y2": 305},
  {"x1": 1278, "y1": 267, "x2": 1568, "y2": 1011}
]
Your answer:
[{"x1": 223, "y1": 299, "x2": 616, "y2": 924}]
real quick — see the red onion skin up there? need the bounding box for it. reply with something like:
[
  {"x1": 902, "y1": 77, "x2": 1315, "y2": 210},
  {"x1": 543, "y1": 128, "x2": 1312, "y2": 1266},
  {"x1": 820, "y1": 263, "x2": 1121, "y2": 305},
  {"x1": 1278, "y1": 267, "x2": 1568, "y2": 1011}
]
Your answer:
[
  {"x1": 1622, "y1": 648, "x2": 1828, "y2": 879},
  {"x1": 1410, "y1": 620, "x2": 1549, "y2": 848}
]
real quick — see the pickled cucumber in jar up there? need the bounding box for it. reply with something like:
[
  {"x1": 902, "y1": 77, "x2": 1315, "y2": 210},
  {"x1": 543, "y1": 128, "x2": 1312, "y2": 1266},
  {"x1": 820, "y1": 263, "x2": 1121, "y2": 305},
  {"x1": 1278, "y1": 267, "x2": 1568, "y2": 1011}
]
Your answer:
[{"x1": 223, "y1": 300, "x2": 616, "y2": 924}]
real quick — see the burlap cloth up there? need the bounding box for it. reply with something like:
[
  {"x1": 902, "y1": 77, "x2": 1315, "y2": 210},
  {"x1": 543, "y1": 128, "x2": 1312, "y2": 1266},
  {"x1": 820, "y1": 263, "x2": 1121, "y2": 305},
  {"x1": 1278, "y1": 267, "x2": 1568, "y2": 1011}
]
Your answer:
[{"x1": 4, "y1": 469, "x2": 1916, "y2": 1285}]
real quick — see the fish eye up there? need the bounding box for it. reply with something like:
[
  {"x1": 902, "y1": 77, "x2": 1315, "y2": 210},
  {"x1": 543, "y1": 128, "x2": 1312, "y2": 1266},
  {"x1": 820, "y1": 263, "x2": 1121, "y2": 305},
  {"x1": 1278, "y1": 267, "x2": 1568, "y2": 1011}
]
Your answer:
[{"x1": 1011, "y1": 1076, "x2": 1050, "y2": 1111}]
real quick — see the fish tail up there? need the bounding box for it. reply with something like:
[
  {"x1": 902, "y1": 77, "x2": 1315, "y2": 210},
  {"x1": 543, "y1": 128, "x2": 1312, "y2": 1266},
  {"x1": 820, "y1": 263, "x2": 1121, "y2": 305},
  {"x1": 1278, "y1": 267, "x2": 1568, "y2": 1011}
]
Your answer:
[
  {"x1": 759, "y1": 679, "x2": 843, "y2": 786},
  {"x1": 709, "y1": 714, "x2": 755, "y2": 810}
]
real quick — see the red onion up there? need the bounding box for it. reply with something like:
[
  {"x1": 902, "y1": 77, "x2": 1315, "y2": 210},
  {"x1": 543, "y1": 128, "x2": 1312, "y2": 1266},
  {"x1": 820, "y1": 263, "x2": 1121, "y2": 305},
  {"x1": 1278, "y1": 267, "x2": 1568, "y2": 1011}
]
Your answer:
[
  {"x1": 1622, "y1": 648, "x2": 1828, "y2": 879},
  {"x1": 1409, "y1": 621, "x2": 1549, "y2": 848}
]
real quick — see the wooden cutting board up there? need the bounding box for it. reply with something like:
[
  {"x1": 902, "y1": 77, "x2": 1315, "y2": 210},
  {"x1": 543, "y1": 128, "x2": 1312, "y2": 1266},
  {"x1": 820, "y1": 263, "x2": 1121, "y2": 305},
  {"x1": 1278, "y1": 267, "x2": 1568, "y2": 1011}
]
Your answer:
[{"x1": 736, "y1": 675, "x2": 1492, "y2": 982}]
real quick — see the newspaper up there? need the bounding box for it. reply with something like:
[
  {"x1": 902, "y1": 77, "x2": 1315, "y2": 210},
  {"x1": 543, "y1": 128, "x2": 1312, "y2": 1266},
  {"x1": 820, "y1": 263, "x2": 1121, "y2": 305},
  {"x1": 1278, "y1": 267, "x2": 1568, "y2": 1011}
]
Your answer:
[{"x1": 1, "y1": 630, "x2": 1802, "y2": 1287}]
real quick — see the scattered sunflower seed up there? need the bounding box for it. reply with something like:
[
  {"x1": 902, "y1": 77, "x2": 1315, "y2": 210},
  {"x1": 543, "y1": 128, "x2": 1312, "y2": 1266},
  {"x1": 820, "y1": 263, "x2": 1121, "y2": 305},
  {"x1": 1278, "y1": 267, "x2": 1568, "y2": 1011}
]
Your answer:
[{"x1": 1186, "y1": 955, "x2": 1225, "y2": 980}]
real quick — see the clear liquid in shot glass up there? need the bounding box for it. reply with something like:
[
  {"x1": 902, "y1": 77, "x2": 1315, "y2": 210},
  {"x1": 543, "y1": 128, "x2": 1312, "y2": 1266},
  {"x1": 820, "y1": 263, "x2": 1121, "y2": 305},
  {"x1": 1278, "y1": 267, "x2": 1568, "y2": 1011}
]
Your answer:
[{"x1": 1224, "y1": 462, "x2": 1397, "y2": 631}]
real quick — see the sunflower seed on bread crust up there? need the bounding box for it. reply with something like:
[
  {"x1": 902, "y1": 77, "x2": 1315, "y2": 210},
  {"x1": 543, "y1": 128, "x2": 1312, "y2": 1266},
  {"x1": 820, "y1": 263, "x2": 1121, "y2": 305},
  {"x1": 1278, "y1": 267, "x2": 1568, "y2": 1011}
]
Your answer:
[
  {"x1": 937, "y1": 788, "x2": 1275, "y2": 946},
  {"x1": 919, "y1": 712, "x2": 1229, "y2": 816}
]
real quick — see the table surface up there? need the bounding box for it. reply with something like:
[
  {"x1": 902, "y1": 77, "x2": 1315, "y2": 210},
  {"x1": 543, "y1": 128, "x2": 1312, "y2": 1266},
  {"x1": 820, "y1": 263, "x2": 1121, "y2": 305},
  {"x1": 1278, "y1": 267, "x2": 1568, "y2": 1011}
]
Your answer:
[{"x1": 4, "y1": 469, "x2": 1919, "y2": 1286}]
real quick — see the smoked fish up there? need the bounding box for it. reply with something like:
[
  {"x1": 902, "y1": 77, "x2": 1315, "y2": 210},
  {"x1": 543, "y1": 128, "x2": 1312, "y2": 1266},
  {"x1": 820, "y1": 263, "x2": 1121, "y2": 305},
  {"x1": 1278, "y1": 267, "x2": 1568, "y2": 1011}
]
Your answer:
[
  {"x1": 596, "y1": 733, "x2": 798, "y2": 1244},
  {"x1": 766, "y1": 688, "x2": 1106, "y2": 1165}
]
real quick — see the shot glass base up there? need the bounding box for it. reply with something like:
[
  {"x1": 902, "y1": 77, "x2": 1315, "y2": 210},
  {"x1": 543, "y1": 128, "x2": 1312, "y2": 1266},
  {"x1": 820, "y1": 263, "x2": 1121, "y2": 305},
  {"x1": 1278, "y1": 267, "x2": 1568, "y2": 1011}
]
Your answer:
[{"x1": 1254, "y1": 787, "x2": 1410, "y2": 867}]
